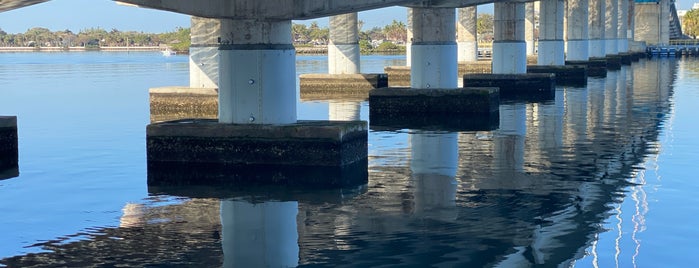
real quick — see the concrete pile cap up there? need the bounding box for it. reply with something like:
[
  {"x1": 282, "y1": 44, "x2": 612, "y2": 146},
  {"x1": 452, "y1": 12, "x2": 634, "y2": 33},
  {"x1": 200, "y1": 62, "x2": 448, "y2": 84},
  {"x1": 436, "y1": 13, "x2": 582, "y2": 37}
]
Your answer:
[
  {"x1": 0, "y1": 116, "x2": 17, "y2": 127},
  {"x1": 463, "y1": 73, "x2": 555, "y2": 80},
  {"x1": 147, "y1": 119, "x2": 367, "y2": 141},
  {"x1": 149, "y1": 87, "x2": 218, "y2": 95},
  {"x1": 369, "y1": 87, "x2": 499, "y2": 97}
]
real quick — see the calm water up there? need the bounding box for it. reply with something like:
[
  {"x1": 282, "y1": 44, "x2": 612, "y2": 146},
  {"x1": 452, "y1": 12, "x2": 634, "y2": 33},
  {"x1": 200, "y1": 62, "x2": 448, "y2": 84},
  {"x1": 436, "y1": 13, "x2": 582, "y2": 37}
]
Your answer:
[{"x1": 0, "y1": 52, "x2": 697, "y2": 267}]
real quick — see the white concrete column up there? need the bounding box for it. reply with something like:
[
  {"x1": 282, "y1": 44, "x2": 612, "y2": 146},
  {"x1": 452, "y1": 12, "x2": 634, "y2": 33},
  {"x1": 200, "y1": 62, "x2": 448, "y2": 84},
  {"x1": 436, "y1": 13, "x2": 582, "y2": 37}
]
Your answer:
[
  {"x1": 410, "y1": 7, "x2": 458, "y2": 89},
  {"x1": 218, "y1": 19, "x2": 296, "y2": 124},
  {"x1": 493, "y1": 2, "x2": 526, "y2": 74},
  {"x1": 538, "y1": 0, "x2": 565, "y2": 65},
  {"x1": 628, "y1": 0, "x2": 635, "y2": 42},
  {"x1": 329, "y1": 101, "x2": 361, "y2": 121},
  {"x1": 565, "y1": 0, "x2": 589, "y2": 61},
  {"x1": 221, "y1": 200, "x2": 299, "y2": 268},
  {"x1": 525, "y1": 2, "x2": 536, "y2": 56},
  {"x1": 618, "y1": 0, "x2": 629, "y2": 52},
  {"x1": 329, "y1": 13, "x2": 360, "y2": 74},
  {"x1": 190, "y1": 17, "x2": 220, "y2": 88},
  {"x1": 410, "y1": 132, "x2": 458, "y2": 220},
  {"x1": 634, "y1": 1, "x2": 669, "y2": 46},
  {"x1": 605, "y1": 0, "x2": 619, "y2": 56},
  {"x1": 588, "y1": 0, "x2": 606, "y2": 58},
  {"x1": 661, "y1": 0, "x2": 670, "y2": 45},
  {"x1": 406, "y1": 9, "x2": 413, "y2": 66},
  {"x1": 457, "y1": 7, "x2": 478, "y2": 62}
]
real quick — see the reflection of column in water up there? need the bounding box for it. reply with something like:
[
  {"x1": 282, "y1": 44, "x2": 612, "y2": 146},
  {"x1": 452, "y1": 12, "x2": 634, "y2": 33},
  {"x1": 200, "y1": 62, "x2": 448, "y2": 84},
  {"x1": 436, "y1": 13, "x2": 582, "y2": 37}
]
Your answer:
[
  {"x1": 586, "y1": 78, "x2": 605, "y2": 140},
  {"x1": 221, "y1": 200, "x2": 299, "y2": 268},
  {"x1": 410, "y1": 132, "x2": 458, "y2": 220},
  {"x1": 616, "y1": 67, "x2": 628, "y2": 118},
  {"x1": 328, "y1": 101, "x2": 361, "y2": 121},
  {"x1": 563, "y1": 87, "x2": 588, "y2": 152},
  {"x1": 120, "y1": 203, "x2": 145, "y2": 228},
  {"x1": 527, "y1": 92, "x2": 565, "y2": 168},
  {"x1": 495, "y1": 103, "x2": 526, "y2": 174},
  {"x1": 603, "y1": 70, "x2": 618, "y2": 125}
]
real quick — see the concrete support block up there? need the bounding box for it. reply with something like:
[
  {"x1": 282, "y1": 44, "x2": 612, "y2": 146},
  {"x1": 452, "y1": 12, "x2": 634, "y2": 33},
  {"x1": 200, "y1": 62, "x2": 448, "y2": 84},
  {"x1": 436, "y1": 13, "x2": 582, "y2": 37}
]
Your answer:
[
  {"x1": 368, "y1": 87, "x2": 499, "y2": 131},
  {"x1": 527, "y1": 65, "x2": 587, "y2": 86},
  {"x1": 463, "y1": 73, "x2": 556, "y2": 101},
  {"x1": 618, "y1": 52, "x2": 633, "y2": 65},
  {"x1": 0, "y1": 116, "x2": 18, "y2": 180},
  {"x1": 149, "y1": 87, "x2": 218, "y2": 123},
  {"x1": 605, "y1": 54, "x2": 622, "y2": 70},
  {"x1": 146, "y1": 119, "x2": 368, "y2": 187},
  {"x1": 459, "y1": 61, "x2": 493, "y2": 74},
  {"x1": 299, "y1": 73, "x2": 388, "y2": 100},
  {"x1": 567, "y1": 58, "x2": 607, "y2": 77},
  {"x1": 384, "y1": 66, "x2": 412, "y2": 87}
]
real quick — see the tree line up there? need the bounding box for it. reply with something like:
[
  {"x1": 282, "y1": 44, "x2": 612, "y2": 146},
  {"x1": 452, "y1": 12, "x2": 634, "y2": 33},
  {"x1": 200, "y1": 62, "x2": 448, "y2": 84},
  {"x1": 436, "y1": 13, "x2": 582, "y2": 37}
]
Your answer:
[
  {"x1": 0, "y1": 27, "x2": 190, "y2": 51},
  {"x1": 0, "y1": 14, "x2": 495, "y2": 53}
]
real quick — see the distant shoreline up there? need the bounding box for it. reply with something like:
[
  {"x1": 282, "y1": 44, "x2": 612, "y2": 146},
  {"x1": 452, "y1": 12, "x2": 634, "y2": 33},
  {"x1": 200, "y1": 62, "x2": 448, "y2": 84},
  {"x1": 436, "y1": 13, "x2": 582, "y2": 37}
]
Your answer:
[
  {"x1": 0, "y1": 46, "x2": 407, "y2": 55},
  {"x1": 0, "y1": 46, "x2": 164, "y2": 52}
]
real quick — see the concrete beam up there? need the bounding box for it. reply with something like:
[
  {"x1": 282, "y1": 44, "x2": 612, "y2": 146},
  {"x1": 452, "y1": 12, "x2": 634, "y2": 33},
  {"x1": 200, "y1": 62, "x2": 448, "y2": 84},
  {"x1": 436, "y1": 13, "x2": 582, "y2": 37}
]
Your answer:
[
  {"x1": 0, "y1": 0, "x2": 49, "y2": 12},
  {"x1": 405, "y1": 0, "x2": 533, "y2": 8},
  {"x1": 115, "y1": 0, "x2": 418, "y2": 19},
  {"x1": 115, "y1": 0, "x2": 540, "y2": 18}
]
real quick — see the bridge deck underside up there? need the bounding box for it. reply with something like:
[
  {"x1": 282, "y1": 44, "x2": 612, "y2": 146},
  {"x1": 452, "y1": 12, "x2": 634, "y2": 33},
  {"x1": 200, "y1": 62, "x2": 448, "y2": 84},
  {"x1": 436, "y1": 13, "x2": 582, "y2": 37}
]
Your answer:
[{"x1": 0, "y1": 0, "x2": 50, "y2": 13}]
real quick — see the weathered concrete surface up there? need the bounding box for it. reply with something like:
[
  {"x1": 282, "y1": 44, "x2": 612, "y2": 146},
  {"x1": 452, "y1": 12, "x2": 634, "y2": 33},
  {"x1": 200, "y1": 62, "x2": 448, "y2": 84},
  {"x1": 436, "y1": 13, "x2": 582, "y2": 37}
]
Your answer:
[
  {"x1": 527, "y1": 65, "x2": 587, "y2": 86},
  {"x1": 567, "y1": 58, "x2": 608, "y2": 78},
  {"x1": 299, "y1": 73, "x2": 387, "y2": 100},
  {"x1": 605, "y1": 54, "x2": 622, "y2": 70},
  {"x1": 618, "y1": 52, "x2": 633, "y2": 64},
  {"x1": 0, "y1": 116, "x2": 18, "y2": 180},
  {"x1": 116, "y1": 0, "x2": 418, "y2": 20},
  {"x1": 147, "y1": 119, "x2": 368, "y2": 187},
  {"x1": 150, "y1": 87, "x2": 218, "y2": 123},
  {"x1": 369, "y1": 87, "x2": 499, "y2": 130},
  {"x1": 463, "y1": 73, "x2": 555, "y2": 101},
  {"x1": 0, "y1": 0, "x2": 48, "y2": 12},
  {"x1": 387, "y1": 56, "x2": 538, "y2": 87},
  {"x1": 385, "y1": 66, "x2": 412, "y2": 87}
]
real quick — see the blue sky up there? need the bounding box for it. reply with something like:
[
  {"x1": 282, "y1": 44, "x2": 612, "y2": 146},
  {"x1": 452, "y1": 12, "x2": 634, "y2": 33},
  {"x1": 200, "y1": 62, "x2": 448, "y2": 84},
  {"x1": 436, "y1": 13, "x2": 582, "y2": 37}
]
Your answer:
[{"x1": 0, "y1": 0, "x2": 695, "y2": 34}]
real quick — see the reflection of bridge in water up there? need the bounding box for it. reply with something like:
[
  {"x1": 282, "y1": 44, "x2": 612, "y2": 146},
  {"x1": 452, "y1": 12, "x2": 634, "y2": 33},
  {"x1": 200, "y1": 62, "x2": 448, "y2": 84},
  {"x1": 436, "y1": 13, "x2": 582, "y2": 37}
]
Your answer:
[{"x1": 0, "y1": 59, "x2": 675, "y2": 266}]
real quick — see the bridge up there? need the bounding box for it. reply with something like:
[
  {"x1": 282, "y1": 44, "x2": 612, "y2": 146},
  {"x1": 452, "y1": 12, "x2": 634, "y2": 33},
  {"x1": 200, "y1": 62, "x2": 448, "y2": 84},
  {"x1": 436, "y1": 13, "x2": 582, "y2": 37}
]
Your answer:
[{"x1": 0, "y1": 0, "x2": 682, "y2": 186}]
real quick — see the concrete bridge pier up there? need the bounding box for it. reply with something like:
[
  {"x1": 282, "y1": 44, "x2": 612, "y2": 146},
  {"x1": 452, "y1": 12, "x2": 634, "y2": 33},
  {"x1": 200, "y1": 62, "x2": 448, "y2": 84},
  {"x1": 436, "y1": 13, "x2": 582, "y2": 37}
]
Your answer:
[
  {"x1": 588, "y1": 0, "x2": 609, "y2": 77},
  {"x1": 455, "y1": 7, "x2": 493, "y2": 79},
  {"x1": 148, "y1": 18, "x2": 368, "y2": 187},
  {"x1": 410, "y1": 7, "x2": 458, "y2": 89},
  {"x1": 464, "y1": 2, "x2": 555, "y2": 100},
  {"x1": 536, "y1": 0, "x2": 565, "y2": 66},
  {"x1": 457, "y1": 7, "x2": 479, "y2": 63},
  {"x1": 328, "y1": 13, "x2": 360, "y2": 75},
  {"x1": 617, "y1": 0, "x2": 632, "y2": 63},
  {"x1": 149, "y1": 17, "x2": 220, "y2": 123},
  {"x1": 528, "y1": 0, "x2": 587, "y2": 86},
  {"x1": 525, "y1": 3, "x2": 536, "y2": 58},
  {"x1": 371, "y1": 7, "x2": 499, "y2": 131},
  {"x1": 605, "y1": 0, "x2": 622, "y2": 69},
  {"x1": 564, "y1": 0, "x2": 592, "y2": 71},
  {"x1": 0, "y1": 116, "x2": 18, "y2": 180},
  {"x1": 300, "y1": 13, "x2": 387, "y2": 100}
]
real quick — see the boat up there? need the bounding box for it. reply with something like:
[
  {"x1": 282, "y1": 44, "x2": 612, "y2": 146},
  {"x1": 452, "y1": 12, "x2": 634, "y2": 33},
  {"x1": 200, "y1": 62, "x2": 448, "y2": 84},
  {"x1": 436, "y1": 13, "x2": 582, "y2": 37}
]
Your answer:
[{"x1": 162, "y1": 48, "x2": 176, "y2": 56}]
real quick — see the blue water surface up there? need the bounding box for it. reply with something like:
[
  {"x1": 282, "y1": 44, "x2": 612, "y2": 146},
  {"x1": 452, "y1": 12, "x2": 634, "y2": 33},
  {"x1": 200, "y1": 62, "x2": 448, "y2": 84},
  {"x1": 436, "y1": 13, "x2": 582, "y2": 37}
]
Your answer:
[{"x1": 0, "y1": 52, "x2": 697, "y2": 267}]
